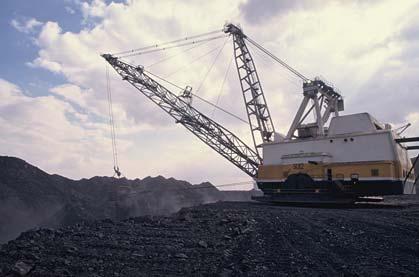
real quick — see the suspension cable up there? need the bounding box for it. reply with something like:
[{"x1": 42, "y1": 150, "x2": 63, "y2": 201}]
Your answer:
[
  {"x1": 245, "y1": 37, "x2": 309, "y2": 81},
  {"x1": 211, "y1": 55, "x2": 234, "y2": 118},
  {"x1": 191, "y1": 93, "x2": 250, "y2": 125},
  {"x1": 247, "y1": 42, "x2": 303, "y2": 89},
  {"x1": 112, "y1": 29, "x2": 222, "y2": 56},
  {"x1": 145, "y1": 39, "x2": 210, "y2": 69},
  {"x1": 117, "y1": 34, "x2": 227, "y2": 58},
  {"x1": 163, "y1": 41, "x2": 226, "y2": 79},
  {"x1": 144, "y1": 69, "x2": 184, "y2": 90},
  {"x1": 106, "y1": 65, "x2": 122, "y2": 178},
  {"x1": 115, "y1": 33, "x2": 249, "y2": 125},
  {"x1": 143, "y1": 69, "x2": 250, "y2": 125},
  {"x1": 196, "y1": 37, "x2": 229, "y2": 93}
]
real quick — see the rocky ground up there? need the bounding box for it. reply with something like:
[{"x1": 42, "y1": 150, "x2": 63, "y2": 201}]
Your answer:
[
  {"x1": 1, "y1": 198, "x2": 419, "y2": 276},
  {"x1": 0, "y1": 156, "x2": 254, "y2": 243}
]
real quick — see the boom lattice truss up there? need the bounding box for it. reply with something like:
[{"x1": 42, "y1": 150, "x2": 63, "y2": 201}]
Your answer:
[
  {"x1": 102, "y1": 54, "x2": 260, "y2": 177},
  {"x1": 224, "y1": 24, "x2": 275, "y2": 158}
]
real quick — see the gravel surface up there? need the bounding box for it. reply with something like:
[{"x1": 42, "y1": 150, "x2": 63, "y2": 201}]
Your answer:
[{"x1": 1, "y1": 199, "x2": 419, "y2": 276}]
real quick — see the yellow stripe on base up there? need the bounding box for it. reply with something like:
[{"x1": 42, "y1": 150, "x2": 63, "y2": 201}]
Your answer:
[{"x1": 258, "y1": 160, "x2": 404, "y2": 181}]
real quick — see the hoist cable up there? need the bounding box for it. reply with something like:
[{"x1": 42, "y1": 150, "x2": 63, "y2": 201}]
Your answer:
[
  {"x1": 106, "y1": 66, "x2": 115, "y2": 164},
  {"x1": 245, "y1": 37, "x2": 309, "y2": 81},
  {"x1": 107, "y1": 67, "x2": 118, "y2": 167},
  {"x1": 112, "y1": 29, "x2": 222, "y2": 56},
  {"x1": 106, "y1": 65, "x2": 121, "y2": 176},
  {"x1": 117, "y1": 34, "x2": 227, "y2": 58}
]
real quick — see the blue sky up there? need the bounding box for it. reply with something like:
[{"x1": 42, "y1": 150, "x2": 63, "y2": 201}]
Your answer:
[
  {"x1": 1, "y1": 0, "x2": 126, "y2": 95},
  {"x1": 0, "y1": 0, "x2": 418, "y2": 186},
  {"x1": 1, "y1": 1, "x2": 81, "y2": 92}
]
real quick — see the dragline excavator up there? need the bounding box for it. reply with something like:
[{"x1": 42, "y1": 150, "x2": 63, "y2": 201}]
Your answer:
[{"x1": 103, "y1": 23, "x2": 418, "y2": 204}]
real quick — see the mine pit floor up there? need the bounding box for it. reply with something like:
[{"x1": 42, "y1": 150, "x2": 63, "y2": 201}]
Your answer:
[{"x1": 1, "y1": 196, "x2": 419, "y2": 276}]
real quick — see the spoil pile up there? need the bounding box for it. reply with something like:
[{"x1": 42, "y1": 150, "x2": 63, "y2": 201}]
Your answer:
[
  {"x1": 0, "y1": 156, "x2": 254, "y2": 243},
  {"x1": 1, "y1": 201, "x2": 419, "y2": 276}
]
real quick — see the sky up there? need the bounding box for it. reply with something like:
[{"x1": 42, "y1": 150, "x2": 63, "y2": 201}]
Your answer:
[{"x1": 1, "y1": 0, "x2": 418, "y2": 189}]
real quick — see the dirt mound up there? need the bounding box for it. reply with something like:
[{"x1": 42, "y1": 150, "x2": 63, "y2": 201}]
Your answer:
[
  {"x1": 0, "y1": 156, "x2": 254, "y2": 243},
  {"x1": 1, "y1": 201, "x2": 418, "y2": 276}
]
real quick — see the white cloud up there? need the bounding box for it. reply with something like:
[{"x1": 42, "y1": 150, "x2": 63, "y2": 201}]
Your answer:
[
  {"x1": 27, "y1": 57, "x2": 62, "y2": 73},
  {"x1": 28, "y1": 1, "x2": 246, "y2": 129},
  {"x1": 10, "y1": 18, "x2": 42, "y2": 34},
  {"x1": 18, "y1": 0, "x2": 253, "y2": 185},
  {"x1": 404, "y1": 112, "x2": 419, "y2": 158},
  {"x1": 0, "y1": 78, "x2": 153, "y2": 180},
  {"x1": 240, "y1": 0, "x2": 323, "y2": 24},
  {"x1": 0, "y1": 78, "x2": 247, "y2": 185},
  {"x1": 50, "y1": 83, "x2": 89, "y2": 108},
  {"x1": 37, "y1": 22, "x2": 62, "y2": 46},
  {"x1": 405, "y1": 112, "x2": 419, "y2": 137},
  {"x1": 81, "y1": 0, "x2": 107, "y2": 20},
  {"x1": 237, "y1": 0, "x2": 419, "y2": 132},
  {"x1": 6, "y1": 0, "x2": 419, "y2": 186},
  {"x1": 0, "y1": 79, "x2": 23, "y2": 99},
  {"x1": 0, "y1": 79, "x2": 108, "y2": 178}
]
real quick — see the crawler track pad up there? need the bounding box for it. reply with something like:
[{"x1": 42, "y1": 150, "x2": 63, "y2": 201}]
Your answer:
[{"x1": 252, "y1": 193, "x2": 357, "y2": 205}]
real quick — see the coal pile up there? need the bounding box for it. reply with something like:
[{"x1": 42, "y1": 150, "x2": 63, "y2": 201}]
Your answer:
[
  {"x1": 1, "y1": 201, "x2": 419, "y2": 276},
  {"x1": 0, "y1": 156, "x2": 254, "y2": 243}
]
